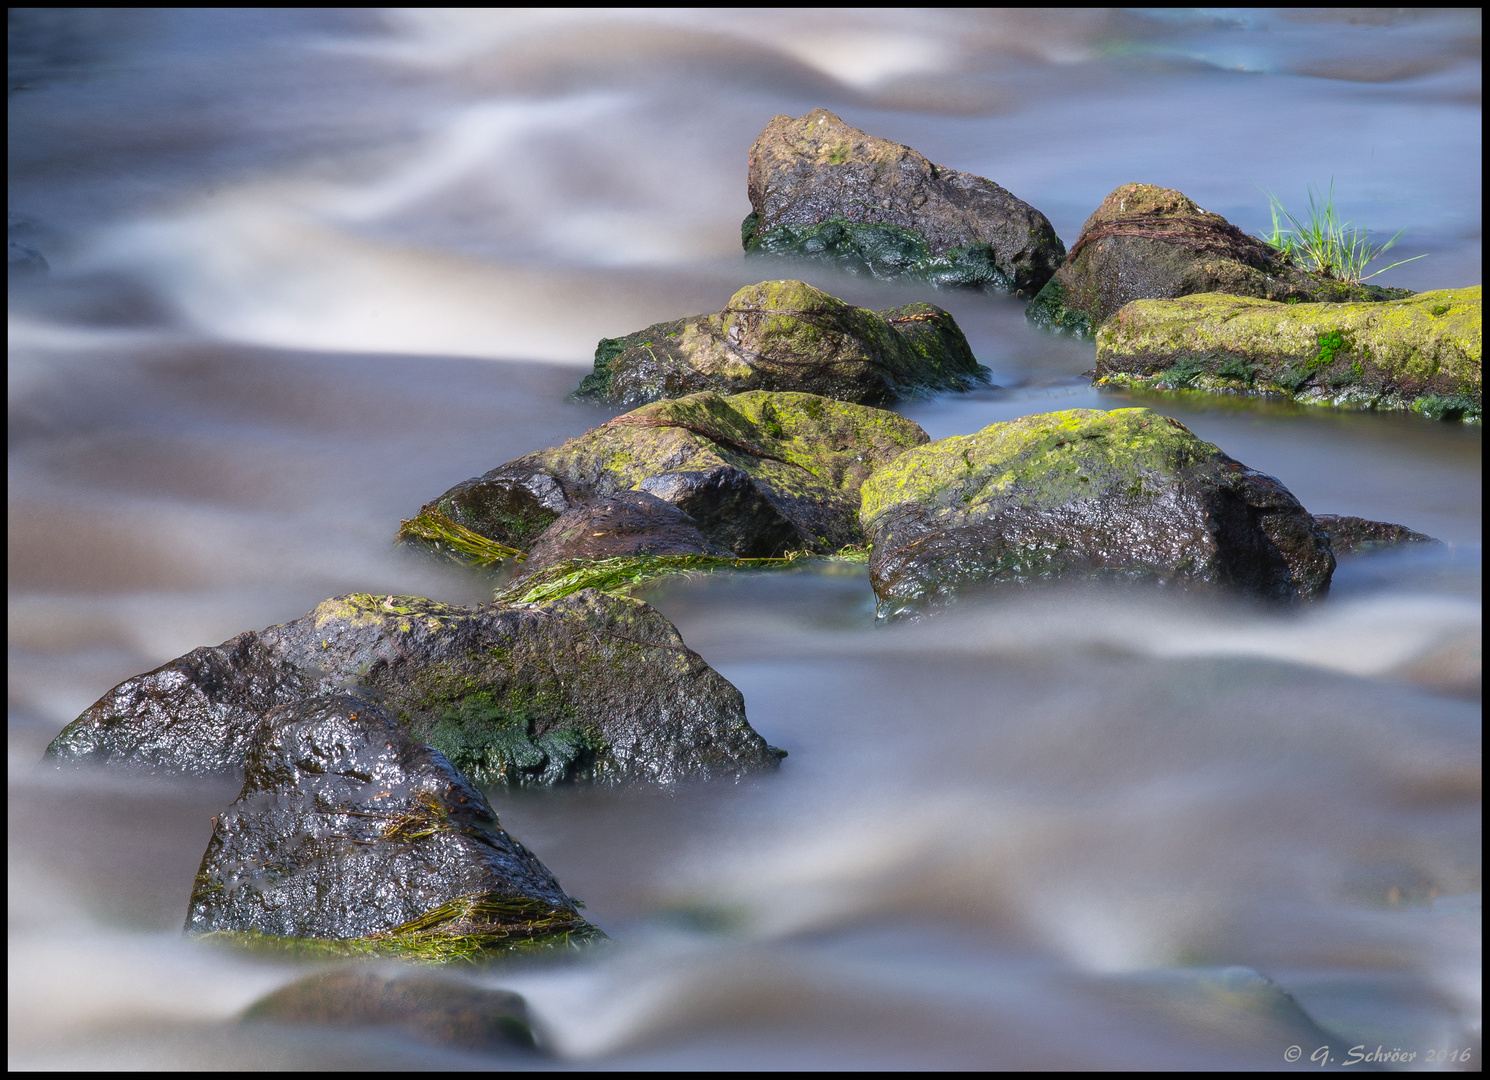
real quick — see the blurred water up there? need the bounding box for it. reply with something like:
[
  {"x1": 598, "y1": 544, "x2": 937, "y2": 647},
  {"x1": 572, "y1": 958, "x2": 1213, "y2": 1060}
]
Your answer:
[{"x1": 8, "y1": 9, "x2": 1480, "y2": 1070}]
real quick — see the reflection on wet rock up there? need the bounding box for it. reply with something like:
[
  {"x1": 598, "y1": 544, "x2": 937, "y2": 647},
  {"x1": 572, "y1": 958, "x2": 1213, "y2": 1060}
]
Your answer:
[
  {"x1": 46, "y1": 590, "x2": 778, "y2": 786},
  {"x1": 188, "y1": 692, "x2": 596, "y2": 959},
  {"x1": 860, "y1": 408, "x2": 1335, "y2": 617},
  {"x1": 571, "y1": 279, "x2": 990, "y2": 407},
  {"x1": 743, "y1": 109, "x2": 1064, "y2": 295}
]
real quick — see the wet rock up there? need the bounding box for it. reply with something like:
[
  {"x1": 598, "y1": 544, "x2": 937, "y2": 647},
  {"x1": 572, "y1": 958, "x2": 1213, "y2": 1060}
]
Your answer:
[
  {"x1": 572, "y1": 279, "x2": 989, "y2": 407},
  {"x1": 860, "y1": 408, "x2": 1334, "y2": 617},
  {"x1": 187, "y1": 692, "x2": 595, "y2": 957},
  {"x1": 243, "y1": 968, "x2": 538, "y2": 1052},
  {"x1": 1027, "y1": 183, "x2": 1414, "y2": 338},
  {"x1": 1313, "y1": 514, "x2": 1442, "y2": 556},
  {"x1": 46, "y1": 589, "x2": 779, "y2": 785},
  {"x1": 744, "y1": 109, "x2": 1064, "y2": 295},
  {"x1": 516, "y1": 490, "x2": 729, "y2": 577},
  {"x1": 416, "y1": 390, "x2": 929, "y2": 560},
  {"x1": 1093, "y1": 288, "x2": 1481, "y2": 420}
]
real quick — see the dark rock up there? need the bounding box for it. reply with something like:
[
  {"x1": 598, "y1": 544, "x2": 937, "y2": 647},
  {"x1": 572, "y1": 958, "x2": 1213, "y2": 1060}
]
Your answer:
[
  {"x1": 1313, "y1": 514, "x2": 1442, "y2": 556},
  {"x1": 571, "y1": 279, "x2": 989, "y2": 407},
  {"x1": 414, "y1": 390, "x2": 929, "y2": 560},
  {"x1": 46, "y1": 589, "x2": 779, "y2": 786},
  {"x1": 1027, "y1": 183, "x2": 1414, "y2": 337},
  {"x1": 517, "y1": 490, "x2": 729, "y2": 577},
  {"x1": 744, "y1": 109, "x2": 1064, "y2": 295},
  {"x1": 187, "y1": 693, "x2": 594, "y2": 956},
  {"x1": 859, "y1": 408, "x2": 1334, "y2": 617},
  {"x1": 243, "y1": 968, "x2": 538, "y2": 1052}
]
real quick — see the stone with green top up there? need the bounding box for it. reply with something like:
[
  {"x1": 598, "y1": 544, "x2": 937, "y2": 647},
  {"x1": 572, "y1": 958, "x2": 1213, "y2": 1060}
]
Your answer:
[
  {"x1": 572, "y1": 279, "x2": 990, "y2": 407},
  {"x1": 187, "y1": 692, "x2": 599, "y2": 961},
  {"x1": 46, "y1": 589, "x2": 780, "y2": 786},
  {"x1": 1026, "y1": 183, "x2": 1413, "y2": 338},
  {"x1": 413, "y1": 390, "x2": 930, "y2": 562},
  {"x1": 1093, "y1": 287, "x2": 1481, "y2": 421},
  {"x1": 743, "y1": 109, "x2": 1064, "y2": 295},
  {"x1": 860, "y1": 408, "x2": 1334, "y2": 617}
]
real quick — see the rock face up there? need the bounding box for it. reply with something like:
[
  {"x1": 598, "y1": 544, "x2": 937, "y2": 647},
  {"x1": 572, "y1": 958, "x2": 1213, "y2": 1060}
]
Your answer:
[
  {"x1": 243, "y1": 969, "x2": 538, "y2": 1052},
  {"x1": 187, "y1": 693, "x2": 595, "y2": 957},
  {"x1": 46, "y1": 590, "x2": 779, "y2": 786},
  {"x1": 516, "y1": 490, "x2": 729, "y2": 577},
  {"x1": 859, "y1": 408, "x2": 1334, "y2": 616},
  {"x1": 418, "y1": 390, "x2": 929, "y2": 560},
  {"x1": 1027, "y1": 184, "x2": 1413, "y2": 338},
  {"x1": 743, "y1": 109, "x2": 1064, "y2": 295},
  {"x1": 1093, "y1": 288, "x2": 1481, "y2": 420},
  {"x1": 572, "y1": 279, "x2": 989, "y2": 407},
  {"x1": 1313, "y1": 514, "x2": 1441, "y2": 556}
]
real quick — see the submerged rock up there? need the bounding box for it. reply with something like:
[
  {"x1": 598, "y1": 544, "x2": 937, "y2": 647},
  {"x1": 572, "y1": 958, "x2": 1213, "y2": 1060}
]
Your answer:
[
  {"x1": 744, "y1": 109, "x2": 1064, "y2": 295},
  {"x1": 243, "y1": 968, "x2": 538, "y2": 1051},
  {"x1": 1026, "y1": 183, "x2": 1413, "y2": 338},
  {"x1": 46, "y1": 589, "x2": 778, "y2": 786},
  {"x1": 1313, "y1": 514, "x2": 1442, "y2": 556},
  {"x1": 1093, "y1": 288, "x2": 1481, "y2": 420},
  {"x1": 188, "y1": 693, "x2": 595, "y2": 958},
  {"x1": 572, "y1": 279, "x2": 989, "y2": 407},
  {"x1": 860, "y1": 408, "x2": 1334, "y2": 616},
  {"x1": 516, "y1": 490, "x2": 728, "y2": 577},
  {"x1": 416, "y1": 390, "x2": 929, "y2": 560}
]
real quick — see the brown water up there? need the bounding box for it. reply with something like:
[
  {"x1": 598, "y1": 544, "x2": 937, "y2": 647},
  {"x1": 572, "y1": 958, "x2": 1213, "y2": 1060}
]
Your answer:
[{"x1": 8, "y1": 9, "x2": 1481, "y2": 1070}]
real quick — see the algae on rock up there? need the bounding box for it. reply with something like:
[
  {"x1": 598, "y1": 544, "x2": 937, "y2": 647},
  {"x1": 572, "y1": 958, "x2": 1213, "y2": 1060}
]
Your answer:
[
  {"x1": 1093, "y1": 287, "x2": 1481, "y2": 420},
  {"x1": 187, "y1": 693, "x2": 599, "y2": 960},
  {"x1": 860, "y1": 408, "x2": 1334, "y2": 617},
  {"x1": 1027, "y1": 183, "x2": 1413, "y2": 338},
  {"x1": 572, "y1": 279, "x2": 989, "y2": 407},
  {"x1": 744, "y1": 109, "x2": 1064, "y2": 295},
  {"x1": 46, "y1": 589, "x2": 779, "y2": 786},
  {"x1": 414, "y1": 390, "x2": 930, "y2": 563}
]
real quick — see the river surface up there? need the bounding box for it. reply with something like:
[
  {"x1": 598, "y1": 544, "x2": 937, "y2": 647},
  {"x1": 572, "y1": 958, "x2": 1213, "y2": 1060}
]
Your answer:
[{"x1": 7, "y1": 9, "x2": 1481, "y2": 1070}]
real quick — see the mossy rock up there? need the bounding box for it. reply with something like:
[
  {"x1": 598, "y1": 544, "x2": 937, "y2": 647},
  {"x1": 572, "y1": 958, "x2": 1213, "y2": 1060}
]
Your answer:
[
  {"x1": 413, "y1": 390, "x2": 930, "y2": 561},
  {"x1": 243, "y1": 969, "x2": 539, "y2": 1050},
  {"x1": 572, "y1": 279, "x2": 990, "y2": 407},
  {"x1": 860, "y1": 408, "x2": 1334, "y2": 617},
  {"x1": 1027, "y1": 183, "x2": 1413, "y2": 337},
  {"x1": 187, "y1": 693, "x2": 597, "y2": 959},
  {"x1": 45, "y1": 589, "x2": 779, "y2": 786},
  {"x1": 1093, "y1": 287, "x2": 1481, "y2": 420},
  {"x1": 744, "y1": 109, "x2": 1064, "y2": 295}
]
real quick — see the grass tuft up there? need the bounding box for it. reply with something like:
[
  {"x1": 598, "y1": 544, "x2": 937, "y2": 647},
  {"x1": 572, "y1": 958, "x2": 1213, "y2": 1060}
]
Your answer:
[{"x1": 1259, "y1": 180, "x2": 1426, "y2": 285}]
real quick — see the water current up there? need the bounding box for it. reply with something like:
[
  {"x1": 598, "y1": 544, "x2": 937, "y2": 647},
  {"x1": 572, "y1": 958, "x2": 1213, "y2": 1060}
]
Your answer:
[{"x1": 8, "y1": 9, "x2": 1481, "y2": 1070}]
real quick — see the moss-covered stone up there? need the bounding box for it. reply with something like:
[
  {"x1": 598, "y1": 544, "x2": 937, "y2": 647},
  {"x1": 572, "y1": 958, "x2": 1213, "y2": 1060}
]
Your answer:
[
  {"x1": 1027, "y1": 183, "x2": 1413, "y2": 337},
  {"x1": 745, "y1": 109, "x2": 1064, "y2": 295},
  {"x1": 416, "y1": 390, "x2": 929, "y2": 561},
  {"x1": 1093, "y1": 288, "x2": 1481, "y2": 419},
  {"x1": 46, "y1": 589, "x2": 779, "y2": 785},
  {"x1": 860, "y1": 408, "x2": 1334, "y2": 617},
  {"x1": 572, "y1": 280, "x2": 989, "y2": 407},
  {"x1": 186, "y1": 693, "x2": 598, "y2": 959}
]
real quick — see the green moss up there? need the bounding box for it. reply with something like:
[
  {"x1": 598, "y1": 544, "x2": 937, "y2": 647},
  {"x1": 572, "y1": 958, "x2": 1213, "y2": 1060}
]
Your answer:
[
  {"x1": 194, "y1": 892, "x2": 602, "y2": 964},
  {"x1": 1024, "y1": 276, "x2": 1093, "y2": 339},
  {"x1": 397, "y1": 510, "x2": 527, "y2": 568},
  {"x1": 493, "y1": 551, "x2": 821, "y2": 605},
  {"x1": 425, "y1": 690, "x2": 603, "y2": 787},
  {"x1": 745, "y1": 216, "x2": 1013, "y2": 291},
  {"x1": 1412, "y1": 394, "x2": 1482, "y2": 423}
]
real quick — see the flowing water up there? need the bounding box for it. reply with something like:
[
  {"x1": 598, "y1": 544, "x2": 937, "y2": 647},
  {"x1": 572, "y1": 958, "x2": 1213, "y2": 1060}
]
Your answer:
[{"x1": 7, "y1": 9, "x2": 1481, "y2": 1070}]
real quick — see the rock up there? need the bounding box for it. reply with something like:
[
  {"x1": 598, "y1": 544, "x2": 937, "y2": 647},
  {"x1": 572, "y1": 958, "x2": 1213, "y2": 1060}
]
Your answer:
[
  {"x1": 743, "y1": 109, "x2": 1064, "y2": 295},
  {"x1": 1026, "y1": 183, "x2": 1414, "y2": 338},
  {"x1": 859, "y1": 408, "x2": 1334, "y2": 616},
  {"x1": 243, "y1": 968, "x2": 538, "y2": 1052},
  {"x1": 46, "y1": 589, "x2": 780, "y2": 785},
  {"x1": 416, "y1": 390, "x2": 929, "y2": 560},
  {"x1": 572, "y1": 279, "x2": 989, "y2": 407},
  {"x1": 1313, "y1": 514, "x2": 1442, "y2": 556},
  {"x1": 1093, "y1": 288, "x2": 1481, "y2": 420},
  {"x1": 187, "y1": 692, "x2": 595, "y2": 957},
  {"x1": 516, "y1": 490, "x2": 729, "y2": 577}
]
